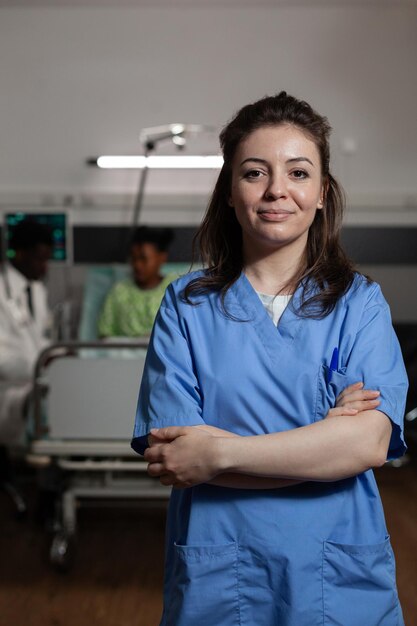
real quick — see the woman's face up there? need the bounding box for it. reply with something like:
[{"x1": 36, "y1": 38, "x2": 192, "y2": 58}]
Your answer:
[{"x1": 229, "y1": 124, "x2": 324, "y2": 260}]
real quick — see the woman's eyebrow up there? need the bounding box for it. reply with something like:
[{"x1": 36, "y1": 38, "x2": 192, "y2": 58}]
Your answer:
[
  {"x1": 239, "y1": 157, "x2": 268, "y2": 167},
  {"x1": 239, "y1": 156, "x2": 315, "y2": 167},
  {"x1": 286, "y1": 156, "x2": 314, "y2": 167}
]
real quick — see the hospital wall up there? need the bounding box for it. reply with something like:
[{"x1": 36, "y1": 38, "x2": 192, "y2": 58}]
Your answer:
[{"x1": 1, "y1": 4, "x2": 417, "y2": 201}]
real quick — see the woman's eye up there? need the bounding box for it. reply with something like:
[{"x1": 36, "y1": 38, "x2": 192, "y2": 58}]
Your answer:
[
  {"x1": 291, "y1": 169, "x2": 309, "y2": 180},
  {"x1": 244, "y1": 169, "x2": 264, "y2": 179}
]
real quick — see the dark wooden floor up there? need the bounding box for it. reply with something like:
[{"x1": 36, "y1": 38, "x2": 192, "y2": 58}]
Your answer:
[{"x1": 1, "y1": 460, "x2": 416, "y2": 626}]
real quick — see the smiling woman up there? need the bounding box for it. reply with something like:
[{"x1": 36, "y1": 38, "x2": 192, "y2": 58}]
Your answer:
[
  {"x1": 131, "y1": 92, "x2": 408, "y2": 626},
  {"x1": 182, "y1": 92, "x2": 351, "y2": 317},
  {"x1": 230, "y1": 124, "x2": 324, "y2": 286}
]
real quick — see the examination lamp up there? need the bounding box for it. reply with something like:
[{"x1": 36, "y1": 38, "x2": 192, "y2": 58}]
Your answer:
[
  {"x1": 87, "y1": 123, "x2": 220, "y2": 239},
  {"x1": 87, "y1": 124, "x2": 221, "y2": 169}
]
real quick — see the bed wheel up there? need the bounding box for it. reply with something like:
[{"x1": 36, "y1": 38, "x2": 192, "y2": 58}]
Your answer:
[{"x1": 50, "y1": 531, "x2": 75, "y2": 571}]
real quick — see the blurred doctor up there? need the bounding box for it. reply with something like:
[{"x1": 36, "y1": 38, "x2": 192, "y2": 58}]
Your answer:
[{"x1": 0, "y1": 220, "x2": 53, "y2": 445}]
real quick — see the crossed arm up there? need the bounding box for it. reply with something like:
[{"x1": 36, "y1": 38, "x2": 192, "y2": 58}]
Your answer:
[{"x1": 144, "y1": 383, "x2": 393, "y2": 489}]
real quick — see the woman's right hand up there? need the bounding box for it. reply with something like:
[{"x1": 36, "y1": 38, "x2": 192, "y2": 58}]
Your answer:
[{"x1": 326, "y1": 382, "x2": 380, "y2": 419}]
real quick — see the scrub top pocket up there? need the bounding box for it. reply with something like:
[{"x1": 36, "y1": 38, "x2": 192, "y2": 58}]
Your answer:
[
  {"x1": 322, "y1": 536, "x2": 402, "y2": 626},
  {"x1": 315, "y1": 365, "x2": 359, "y2": 421},
  {"x1": 164, "y1": 542, "x2": 240, "y2": 626}
]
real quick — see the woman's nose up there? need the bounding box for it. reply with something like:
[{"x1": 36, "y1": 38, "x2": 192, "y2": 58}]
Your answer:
[{"x1": 264, "y1": 173, "x2": 288, "y2": 200}]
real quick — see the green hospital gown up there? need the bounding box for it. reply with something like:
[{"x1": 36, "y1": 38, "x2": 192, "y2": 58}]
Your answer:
[{"x1": 98, "y1": 274, "x2": 175, "y2": 337}]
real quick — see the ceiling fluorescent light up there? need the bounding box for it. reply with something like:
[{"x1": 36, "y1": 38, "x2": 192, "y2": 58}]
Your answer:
[
  {"x1": 95, "y1": 155, "x2": 223, "y2": 169},
  {"x1": 97, "y1": 156, "x2": 146, "y2": 168},
  {"x1": 149, "y1": 156, "x2": 223, "y2": 168}
]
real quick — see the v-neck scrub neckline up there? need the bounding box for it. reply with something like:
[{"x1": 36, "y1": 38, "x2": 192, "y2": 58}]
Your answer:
[
  {"x1": 227, "y1": 273, "x2": 305, "y2": 367},
  {"x1": 255, "y1": 291, "x2": 292, "y2": 326}
]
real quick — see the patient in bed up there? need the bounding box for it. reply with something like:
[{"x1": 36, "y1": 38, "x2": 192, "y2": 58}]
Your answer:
[{"x1": 98, "y1": 226, "x2": 175, "y2": 338}]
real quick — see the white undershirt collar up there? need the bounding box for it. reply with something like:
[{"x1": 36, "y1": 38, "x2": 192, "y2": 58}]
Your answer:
[{"x1": 256, "y1": 291, "x2": 292, "y2": 326}]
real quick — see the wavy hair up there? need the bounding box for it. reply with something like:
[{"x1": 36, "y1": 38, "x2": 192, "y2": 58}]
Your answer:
[{"x1": 184, "y1": 91, "x2": 357, "y2": 318}]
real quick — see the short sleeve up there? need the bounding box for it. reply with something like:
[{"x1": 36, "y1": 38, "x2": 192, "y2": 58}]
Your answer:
[
  {"x1": 97, "y1": 288, "x2": 117, "y2": 338},
  {"x1": 131, "y1": 290, "x2": 204, "y2": 455},
  {"x1": 344, "y1": 284, "x2": 408, "y2": 461}
]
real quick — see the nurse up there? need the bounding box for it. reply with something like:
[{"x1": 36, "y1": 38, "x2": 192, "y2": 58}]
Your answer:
[{"x1": 132, "y1": 92, "x2": 408, "y2": 625}]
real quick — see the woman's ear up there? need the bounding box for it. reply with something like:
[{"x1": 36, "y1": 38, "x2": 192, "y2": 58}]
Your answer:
[
  {"x1": 228, "y1": 197, "x2": 234, "y2": 207},
  {"x1": 317, "y1": 180, "x2": 328, "y2": 210}
]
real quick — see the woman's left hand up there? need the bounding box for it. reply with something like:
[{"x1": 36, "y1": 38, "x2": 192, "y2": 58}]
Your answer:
[
  {"x1": 335, "y1": 382, "x2": 380, "y2": 412},
  {"x1": 144, "y1": 426, "x2": 223, "y2": 488}
]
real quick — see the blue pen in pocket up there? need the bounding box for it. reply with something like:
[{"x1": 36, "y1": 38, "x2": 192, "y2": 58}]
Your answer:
[{"x1": 327, "y1": 347, "x2": 339, "y2": 383}]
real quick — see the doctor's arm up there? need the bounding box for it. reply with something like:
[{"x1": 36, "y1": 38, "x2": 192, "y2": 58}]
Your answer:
[
  {"x1": 0, "y1": 322, "x2": 33, "y2": 380},
  {"x1": 188, "y1": 383, "x2": 380, "y2": 489},
  {"x1": 145, "y1": 385, "x2": 385, "y2": 488},
  {"x1": 145, "y1": 406, "x2": 391, "y2": 487}
]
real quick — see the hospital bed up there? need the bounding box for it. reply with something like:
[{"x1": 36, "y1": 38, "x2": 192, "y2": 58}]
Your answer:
[
  {"x1": 27, "y1": 263, "x2": 193, "y2": 569},
  {"x1": 28, "y1": 339, "x2": 170, "y2": 570}
]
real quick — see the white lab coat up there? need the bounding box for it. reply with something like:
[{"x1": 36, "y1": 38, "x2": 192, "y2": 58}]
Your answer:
[{"x1": 0, "y1": 264, "x2": 50, "y2": 445}]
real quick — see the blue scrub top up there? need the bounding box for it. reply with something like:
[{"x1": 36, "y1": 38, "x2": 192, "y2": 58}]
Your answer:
[{"x1": 132, "y1": 271, "x2": 407, "y2": 626}]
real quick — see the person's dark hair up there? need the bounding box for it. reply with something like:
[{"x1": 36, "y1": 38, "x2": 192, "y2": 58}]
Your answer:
[
  {"x1": 184, "y1": 91, "x2": 359, "y2": 318},
  {"x1": 130, "y1": 226, "x2": 174, "y2": 253},
  {"x1": 10, "y1": 220, "x2": 53, "y2": 251}
]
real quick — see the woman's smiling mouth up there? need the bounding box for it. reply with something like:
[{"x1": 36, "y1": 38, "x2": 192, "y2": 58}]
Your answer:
[{"x1": 257, "y1": 208, "x2": 294, "y2": 220}]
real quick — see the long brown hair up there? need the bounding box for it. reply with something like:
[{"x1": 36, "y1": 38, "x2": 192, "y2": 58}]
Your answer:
[{"x1": 184, "y1": 91, "x2": 357, "y2": 318}]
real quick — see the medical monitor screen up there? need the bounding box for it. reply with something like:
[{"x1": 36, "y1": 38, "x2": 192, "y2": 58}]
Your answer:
[{"x1": 5, "y1": 213, "x2": 68, "y2": 262}]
